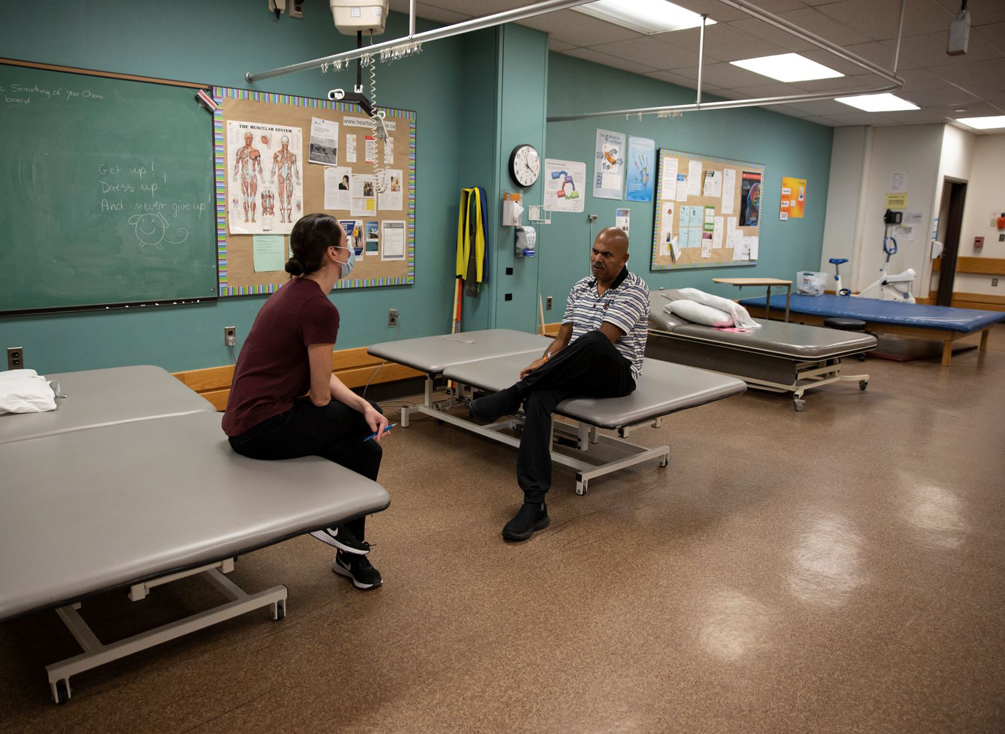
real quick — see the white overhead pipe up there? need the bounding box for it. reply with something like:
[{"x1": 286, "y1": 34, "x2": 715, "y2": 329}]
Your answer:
[{"x1": 245, "y1": 0, "x2": 596, "y2": 83}]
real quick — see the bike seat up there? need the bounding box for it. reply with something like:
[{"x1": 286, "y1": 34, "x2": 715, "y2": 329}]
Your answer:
[{"x1": 829, "y1": 258, "x2": 849, "y2": 265}]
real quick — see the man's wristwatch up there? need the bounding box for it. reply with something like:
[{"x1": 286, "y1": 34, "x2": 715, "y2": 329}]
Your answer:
[{"x1": 544, "y1": 351, "x2": 554, "y2": 363}]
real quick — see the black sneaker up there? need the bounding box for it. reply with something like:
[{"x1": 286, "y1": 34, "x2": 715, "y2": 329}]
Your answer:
[
  {"x1": 310, "y1": 524, "x2": 370, "y2": 555},
  {"x1": 469, "y1": 388, "x2": 520, "y2": 424},
  {"x1": 502, "y1": 502, "x2": 550, "y2": 542},
  {"x1": 333, "y1": 551, "x2": 382, "y2": 590}
]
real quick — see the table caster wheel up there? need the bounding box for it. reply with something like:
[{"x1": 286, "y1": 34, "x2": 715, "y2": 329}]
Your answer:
[
  {"x1": 54, "y1": 680, "x2": 70, "y2": 705},
  {"x1": 575, "y1": 479, "x2": 587, "y2": 496},
  {"x1": 859, "y1": 380, "x2": 868, "y2": 391},
  {"x1": 272, "y1": 602, "x2": 285, "y2": 622},
  {"x1": 857, "y1": 354, "x2": 866, "y2": 362},
  {"x1": 659, "y1": 455, "x2": 669, "y2": 468},
  {"x1": 793, "y1": 398, "x2": 805, "y2": 412}
]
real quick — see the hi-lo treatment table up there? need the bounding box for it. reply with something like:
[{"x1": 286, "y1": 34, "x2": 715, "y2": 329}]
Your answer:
[
  {"x1": 0, "y1": 368, "x2": 389, "y2": 704},
  {"x1": 369, "y1": 330, "x2": 745, "y2": 495}
]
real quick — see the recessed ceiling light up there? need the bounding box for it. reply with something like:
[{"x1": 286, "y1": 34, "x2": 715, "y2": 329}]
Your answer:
[
  {"x1": 954, "y1": 108, "x2": 966, "y2": 113},
  {"x1": 572, "y1": 0, "x2": 715, "y2": 34},
  {"x1": 955, "y1": 115, "x2": 1005, "y2": 130},
  {"x1": 835, "y1": 93, "x2": 920, "y2": 112},
  {"x1": 730, "y1": 53, "x2": 843, "y2": 83}
]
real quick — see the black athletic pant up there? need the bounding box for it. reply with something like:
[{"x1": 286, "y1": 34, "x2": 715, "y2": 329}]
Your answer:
[
  {"x1": 514, "y1": 330, "x2": 635, "y2": 504},
  {"x1": 228, "y1": 399, "x2": 384, "y2": 541}
]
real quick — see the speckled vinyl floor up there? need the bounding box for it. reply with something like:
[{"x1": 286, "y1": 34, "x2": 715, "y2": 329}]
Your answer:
[{"x1": 1, "y1": 326, "x2": 1003, "y2": 733}]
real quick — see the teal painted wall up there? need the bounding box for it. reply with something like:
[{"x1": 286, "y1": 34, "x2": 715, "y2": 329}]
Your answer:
[
  {"x1": 541, "y1": 53, "x2": 834, "y2": 316},
  {"x1": 0, "y1": 0, "x2": 466, "y2": 374}
]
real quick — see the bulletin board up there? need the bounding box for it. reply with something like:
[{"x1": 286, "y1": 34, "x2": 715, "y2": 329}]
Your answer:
[
  {"x1": 214, "y1": 86, "x2": 415, "y2": 296},
  {"x1": 650, "y1": 148, "x2": 764, "y2": 271}
]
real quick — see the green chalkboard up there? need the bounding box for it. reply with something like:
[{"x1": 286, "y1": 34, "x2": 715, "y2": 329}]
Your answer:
[{"x1": 0, "y1": 62, "x2": 217, "y2": 314}]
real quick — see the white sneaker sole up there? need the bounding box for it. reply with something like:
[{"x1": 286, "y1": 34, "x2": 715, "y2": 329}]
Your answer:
[
  {"x1": 310, "y1": 529, "x2": 369, "y2": 555},
  {"x1": 332, "y1": 560, "x2": 382, "y2": 590}
]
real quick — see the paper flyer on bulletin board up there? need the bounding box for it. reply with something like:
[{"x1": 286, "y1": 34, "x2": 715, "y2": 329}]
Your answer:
[
  {"x1": 544, "y1": 159, "x2": 586, "y2": 212},
  {"x1": 593, "y1": 129, "x2": 625, "y2": 200},
  {"x1": 779, "y1": 176, "x2": 806, "y2": 220},
  {"x1": 626, "y1": 136, "x2": 655, "y2": 203}
]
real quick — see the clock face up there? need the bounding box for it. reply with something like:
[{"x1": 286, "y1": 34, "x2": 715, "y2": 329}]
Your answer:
[{"x1": 510, "y1": 144, "x2": 540, "y2": 188}]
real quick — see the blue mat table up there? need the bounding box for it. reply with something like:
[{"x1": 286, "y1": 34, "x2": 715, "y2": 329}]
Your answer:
[{"x1": 739, "y1": 294, "x2": 1005, "y2": 367}]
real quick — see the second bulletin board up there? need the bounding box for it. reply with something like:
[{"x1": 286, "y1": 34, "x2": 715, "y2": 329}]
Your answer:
[
  {"x1": 650, "y1": 148, "x2": 764, "y2": 271},
  {"x1": 214, "y1": 86, "x2": 416, "y2": 296}
]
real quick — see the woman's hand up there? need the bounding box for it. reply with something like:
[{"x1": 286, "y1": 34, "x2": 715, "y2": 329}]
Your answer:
[
  {"x1": 363, "y1": 403, "x2": 390, "y2": 442},
  {"x1": 520, "y1": 357, "x2": 547, "y2": 380}
]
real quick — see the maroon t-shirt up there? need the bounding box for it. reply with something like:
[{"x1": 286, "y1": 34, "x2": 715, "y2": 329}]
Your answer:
[{"x1": 222, "y1": 278, "x2": 339, "y2": 437}]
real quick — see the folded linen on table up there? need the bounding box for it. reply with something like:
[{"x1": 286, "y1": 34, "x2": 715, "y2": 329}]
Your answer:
[
  {"x1": 665, "y1": 288, "x2": 761, "y2": 329},
  {"x1": 0, "y1": 369, "x2": 59, "y2": 415}
]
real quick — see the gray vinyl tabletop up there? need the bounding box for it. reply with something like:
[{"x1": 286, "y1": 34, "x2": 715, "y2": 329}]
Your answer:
[
  {"x1": 0, "y1": 411, "x2": 390, "y2": 621},
  {"x1": 0, "y1": 365, "x2": 215, "y2": 445},
  {"x1": 368, "y1": 329, "x2": 550, "y2": 373},
  {"x1": 444, "y1": 354, "x2": 745, "y2": 429}
]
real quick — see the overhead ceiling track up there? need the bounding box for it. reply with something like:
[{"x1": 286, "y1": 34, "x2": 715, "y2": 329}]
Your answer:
[
  {"x1": 245, "y1": 0, "x2": 596, "y2": 83},
  {"x1": 547, "y1": 0, "x2": 908, "y2": 122}
]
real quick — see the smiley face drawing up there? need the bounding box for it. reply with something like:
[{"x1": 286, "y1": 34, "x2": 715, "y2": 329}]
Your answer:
[{"x1": 127, "y1": 212, "x2": 189, "y2": 249}]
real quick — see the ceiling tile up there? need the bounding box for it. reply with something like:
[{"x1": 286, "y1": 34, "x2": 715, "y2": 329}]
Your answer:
[
  {"x1": 894, "y1": 29, "x2": 1004, "y2": 67},
  {"x1": 900, "y1": 86, "x2": 980, "y2": 107},
  {"x1": 725, "y1": 18, "x2": 818, "y2": 52},
  {"x1": 816, "y1": 0, "x2": 954, "y2": 41},
  {"x1": 671, "y1": 61, "x2": 779, "y2": 88},
  {"x1": 732, "y1": 82, "x2": 811, "y2": 97},
  {"x1": 657, "y1": 23, "x2": 789, "y2": 62},
  {"x1": 806, "y1": 116, "x2": 840, "y2": 126},
  {"x1": 893, "y1": 66, "x2": 954, "y2": 91},
  {"x1": 787, "y1": 99, "x2": 859, "y2": 115},
  {"x1": 774, "y1": 8, "x2": 874, "y2": 46},
  {"x1": 976, "y1": 22, "x2": 1005, "y2": 50},
  {"x1": 800, "y1": 43, "x2": 919, "y2": 77},
  {"x1": 880, "y1": 108, "x2": 952, "y2": 124},
  {"x1": 927, "y1": 57, "x2": 1005, "y2": 85},
  {"x1": 590, "y1": 35, "x2": 721, "y2": 70},
  {"x1": 424, "y1": 0, "x2": 536, "y2": 13},
  {"x1": 644, "y1": 70, "x2": 701, "y2": 89},
  {"x1": 517, "y1": 9, "x2": 642, "y2": 46},
  {"x1": 930, "y1": 0, "x2": 1005, "y2": 26},
  {"x1": 560, "y1": 47, "x2": 660, "y2": 75},
  {"x1": 796, "y1": 74, "x2": 886, "y2": 92},
  {"x1": 736, "y1": 0, "x2": 808, "y2": 12},
  {"x1": 549, "y1": 37, "x2": 576, "y2": 52},
  {"x1": 825, "y1": 110, "x2": 896, "y2": 125},
  {"x1": 925, "y1": 101, "x2": 1005, "y2": 117},
  {"x1": 960, "y1": 81, "x2": 1005, "y2": 104},
  {"x1": 388, "y1": 0, "x2": 471, "y2": 24}
]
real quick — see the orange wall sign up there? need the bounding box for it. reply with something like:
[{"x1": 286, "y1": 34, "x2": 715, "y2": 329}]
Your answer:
[{"x1": 779, "y1": 176, "x2": 806, "y2": 220}]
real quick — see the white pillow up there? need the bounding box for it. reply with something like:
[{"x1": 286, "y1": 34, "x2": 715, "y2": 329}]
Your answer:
[
  {"x1": 0, "y1": 370, "x2": 57, "y2": 414},
  {"x1": 666, "y1": 300, "x2": 734, "y2": 327}
]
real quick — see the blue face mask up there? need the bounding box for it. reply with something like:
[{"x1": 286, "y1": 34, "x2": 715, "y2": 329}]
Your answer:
[{"x1": 334, "y1": 244, "x2": 355, "y2": 279}]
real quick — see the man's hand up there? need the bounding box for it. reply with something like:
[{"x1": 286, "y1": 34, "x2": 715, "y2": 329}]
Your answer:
[
  {"x1": 363, "y1": 403, "x2": 389, "y2": 442},
  {"x1": 520, "y1": 357, "x2": 547, "y2": 380}
]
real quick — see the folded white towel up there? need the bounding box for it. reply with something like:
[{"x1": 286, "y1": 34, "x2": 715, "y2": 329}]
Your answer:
[{"x1": 0, "y1": 369, "x2": 58, "y2": 414}]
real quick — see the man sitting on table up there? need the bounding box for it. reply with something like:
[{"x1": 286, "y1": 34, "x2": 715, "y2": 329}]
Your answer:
[{"x1": 469, "y1": 227, "x2": 650, "y2": 541}]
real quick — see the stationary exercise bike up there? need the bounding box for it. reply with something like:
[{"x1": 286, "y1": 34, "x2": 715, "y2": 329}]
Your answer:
[{"x1": 828, "y1": 210, "x2": 916, "y2": 303}]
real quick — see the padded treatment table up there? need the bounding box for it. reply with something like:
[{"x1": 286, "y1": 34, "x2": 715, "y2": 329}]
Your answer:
[
  {"x1": 740, "y1": 293, "x2": 1005, "y2": 367},
  {"x1": 0, "y1": 365, "x2": 215, "y2": 445},
  {"x1": 649, "y1": 291, "x2": 876, "y2": 411},
  {"x1": 0, "y1": 411, "x2": 390, "y2": 703},
  {"x1": 370, "y1": 331, "x2": 745, "y2": 495},
  {"x1": 369, "y1": 328, "x2": 551, "y2": 373}
]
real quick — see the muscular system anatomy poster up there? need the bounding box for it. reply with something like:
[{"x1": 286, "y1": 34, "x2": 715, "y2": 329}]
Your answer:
[{"x1": 227, "y1": 120, "x2": 304, "y2": 235}]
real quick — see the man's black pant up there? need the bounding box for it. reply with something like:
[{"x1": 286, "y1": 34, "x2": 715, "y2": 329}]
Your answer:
[
  {"x1": 514, "y1": 330, "x2": 634, "y2": 504},
  {"x1": 228, "y1": 399, "x2": 384, "y2": 541}
]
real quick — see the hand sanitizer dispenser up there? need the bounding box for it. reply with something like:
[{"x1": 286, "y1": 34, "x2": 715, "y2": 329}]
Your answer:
[{"x1": 515, "y1": 226, "x2": 536, "y2": 258}]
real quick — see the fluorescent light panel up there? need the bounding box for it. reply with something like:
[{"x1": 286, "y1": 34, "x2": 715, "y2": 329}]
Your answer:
[
  {"x1": 836, "y1": 93, "x2": 919, "y2": 112},
  {"x1": 730, "y1": 53, "x2": 843, "y2": 83},
  {"x1": 955, "y1": 115, "x2": 1005, "y2": 130},
  {"x1": 573, "y1": 0, "x2": 715, "y2": 34}
]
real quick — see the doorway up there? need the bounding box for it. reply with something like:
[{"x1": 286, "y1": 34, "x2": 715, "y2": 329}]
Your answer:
[{"x1": 936, "y1": 179, "x2": 967, "y2": 307}]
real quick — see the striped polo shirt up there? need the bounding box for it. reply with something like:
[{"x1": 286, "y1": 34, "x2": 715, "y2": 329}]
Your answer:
[{"x1": 562, "y1": 268, "x2": 650, "y2": 382}]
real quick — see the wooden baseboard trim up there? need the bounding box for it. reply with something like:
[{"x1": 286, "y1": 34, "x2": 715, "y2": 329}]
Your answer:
[
  {"x1": 173, "y1": 345, "x2": 423, "y2": 411},
  {"x1": 924, "y1": 290, "x2": 1005, "y2": 311}
]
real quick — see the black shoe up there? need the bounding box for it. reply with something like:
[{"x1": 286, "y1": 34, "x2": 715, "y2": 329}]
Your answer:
[
  {"x1": 310, "y1": 524, "x2": 370, "y2": 555},
  {"x1": 333, "y1": 551, "x2": 382, "y2": 590},
  {"x1": 502, "y1": 502, "x2": 550, "y2": 542},
  {"x1": 469, "y1": 388, "x2": 520, "y2": 424}
]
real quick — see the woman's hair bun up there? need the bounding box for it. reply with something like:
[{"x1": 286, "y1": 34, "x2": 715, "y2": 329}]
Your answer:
[{"x1": 284, "y1": 257, "x2": 304, "y2": 276}]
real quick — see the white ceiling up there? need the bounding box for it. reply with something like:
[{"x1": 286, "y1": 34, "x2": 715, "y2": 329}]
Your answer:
[{"x1": 386, "y1": 0, "x2": 1005, "y2": 129}]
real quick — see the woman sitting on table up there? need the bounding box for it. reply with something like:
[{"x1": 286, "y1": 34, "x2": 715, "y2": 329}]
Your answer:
[{"x1": 222, "y1": 213, "x2": 389, "y2": 590}]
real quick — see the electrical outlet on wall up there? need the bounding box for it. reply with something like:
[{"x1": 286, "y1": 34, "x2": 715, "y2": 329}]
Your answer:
[
  {"x1": 546, "y1": 296, "x2": 553, "y2": 310},
  {"x1": 7, "y1": 347, "x2": 24, "y2": 370},
  {"x1": 224, "y1": 327, "x2": 237, "y2": 347},
  {"x1": 388, "y1": 309, "x2": 399, "y2": 327}
]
